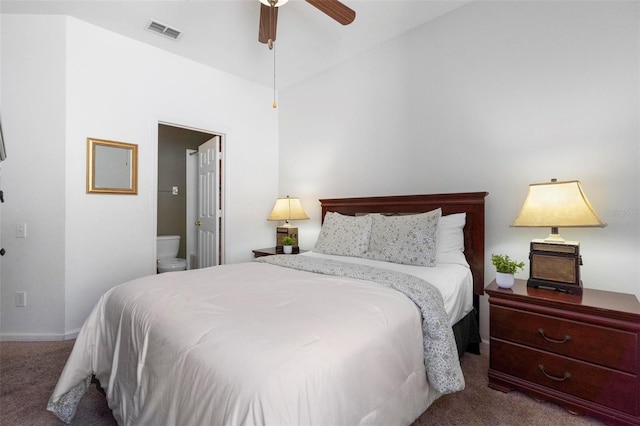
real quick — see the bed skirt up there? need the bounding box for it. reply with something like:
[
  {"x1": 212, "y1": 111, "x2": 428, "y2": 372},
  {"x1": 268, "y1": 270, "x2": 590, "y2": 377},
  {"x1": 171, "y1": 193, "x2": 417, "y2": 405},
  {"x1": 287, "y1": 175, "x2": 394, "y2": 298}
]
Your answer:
[{"x1": 452, "y1": 308, "x2": 481, "y2": 358}]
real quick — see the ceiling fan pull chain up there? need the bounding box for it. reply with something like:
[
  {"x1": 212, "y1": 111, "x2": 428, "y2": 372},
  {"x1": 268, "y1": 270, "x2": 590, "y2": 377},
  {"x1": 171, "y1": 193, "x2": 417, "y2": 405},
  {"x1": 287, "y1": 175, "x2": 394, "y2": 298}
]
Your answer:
[{"x1": 257, "y1": 0, "x2": 356, "y2": 107}]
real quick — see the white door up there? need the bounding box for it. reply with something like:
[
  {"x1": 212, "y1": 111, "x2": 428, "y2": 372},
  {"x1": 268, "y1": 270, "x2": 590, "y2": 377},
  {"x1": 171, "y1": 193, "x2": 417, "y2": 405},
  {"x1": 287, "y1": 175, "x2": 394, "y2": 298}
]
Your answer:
[{"x1": 197, "y1": 136, "x2": 222, "y2": 268}]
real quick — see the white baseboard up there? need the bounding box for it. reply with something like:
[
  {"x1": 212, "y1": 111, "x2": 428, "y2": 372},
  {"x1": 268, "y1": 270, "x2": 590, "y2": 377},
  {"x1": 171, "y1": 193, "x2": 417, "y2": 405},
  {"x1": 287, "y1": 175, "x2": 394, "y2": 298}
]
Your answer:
[
  {"x1": 480, "y1": 339, "x2": 490, "y2": 354},
  {"x1": 1, "y1": 333, "x2": 65, "y2": 342},
  {"x1": 0, "y1": 330, "x2": 79, "y2": 342}
]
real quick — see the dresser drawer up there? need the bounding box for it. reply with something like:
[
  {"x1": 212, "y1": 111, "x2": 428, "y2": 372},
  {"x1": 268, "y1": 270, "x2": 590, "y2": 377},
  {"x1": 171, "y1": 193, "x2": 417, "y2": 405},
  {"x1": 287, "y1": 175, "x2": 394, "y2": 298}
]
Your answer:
[
  {"x1": 490, "y1": 339, "x2": 639, "y2": 416},
  {"x1": 490, "y1": 305, "x2": 638, "y2": 373}
]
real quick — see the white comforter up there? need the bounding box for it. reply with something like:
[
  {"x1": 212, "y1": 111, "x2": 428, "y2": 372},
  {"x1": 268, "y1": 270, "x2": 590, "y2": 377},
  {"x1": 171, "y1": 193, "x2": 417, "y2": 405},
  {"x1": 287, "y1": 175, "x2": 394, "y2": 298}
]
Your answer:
[{"x1": 48, "y1": 259, "x2": 461, "y2": 425}]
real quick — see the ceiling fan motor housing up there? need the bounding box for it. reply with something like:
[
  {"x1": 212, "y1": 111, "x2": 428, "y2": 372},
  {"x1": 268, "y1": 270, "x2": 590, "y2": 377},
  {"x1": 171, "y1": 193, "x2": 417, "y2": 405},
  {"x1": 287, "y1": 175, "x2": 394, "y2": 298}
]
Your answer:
[{"x1": 259, "y1": 0, "x2": 289, "y2": 7}]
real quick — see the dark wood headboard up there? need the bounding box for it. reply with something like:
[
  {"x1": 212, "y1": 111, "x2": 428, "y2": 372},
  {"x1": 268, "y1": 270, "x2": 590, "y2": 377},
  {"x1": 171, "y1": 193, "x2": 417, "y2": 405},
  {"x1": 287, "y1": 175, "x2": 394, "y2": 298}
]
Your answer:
[{"x1": 319, "y1": 192, "x2": 489, "y2": 297}]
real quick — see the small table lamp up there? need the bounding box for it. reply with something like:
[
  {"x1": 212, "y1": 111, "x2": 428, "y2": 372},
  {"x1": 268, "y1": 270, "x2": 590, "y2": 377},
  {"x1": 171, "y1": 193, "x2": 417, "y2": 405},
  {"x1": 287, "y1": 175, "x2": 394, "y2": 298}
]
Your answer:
[
  {"x1": 267, "y1": 195, "x2": 309, "y2": 252},
  {"x1": 511, "y1": 179, "x2": 606, "y2": 295}
]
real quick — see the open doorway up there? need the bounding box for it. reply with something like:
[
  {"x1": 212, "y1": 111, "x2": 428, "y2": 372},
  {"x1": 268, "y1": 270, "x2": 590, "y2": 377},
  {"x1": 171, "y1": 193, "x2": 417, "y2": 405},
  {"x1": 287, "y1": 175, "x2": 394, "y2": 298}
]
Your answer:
[{"x1": 157, "y1": 123, "x2": 225, "y2": 269}]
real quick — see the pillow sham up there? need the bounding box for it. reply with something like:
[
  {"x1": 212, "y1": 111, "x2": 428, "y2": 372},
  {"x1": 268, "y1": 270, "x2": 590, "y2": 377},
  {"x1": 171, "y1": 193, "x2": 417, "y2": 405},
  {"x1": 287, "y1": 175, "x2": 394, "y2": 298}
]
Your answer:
[
  {"x1": 314, "y1": 212, "x2": 373, "y2": 257},
  {"x1": 436, "y1": 213, "x2": 468, "y2": 266},
  {"x1": 364, "y1": 208, "x2": 441, "y2": 266}
]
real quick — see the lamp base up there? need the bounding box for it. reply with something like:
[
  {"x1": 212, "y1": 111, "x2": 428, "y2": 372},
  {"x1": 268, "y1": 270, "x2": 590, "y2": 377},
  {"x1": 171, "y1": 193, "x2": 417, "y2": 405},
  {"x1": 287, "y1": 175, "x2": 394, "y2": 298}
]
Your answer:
[
  {"x1": 276, "y1": 226, "x2": 299, "y2": 248},
  {"x1": 527, "y1": 278, "x2": 583, "y2": 296},
  {"x1": 543, "y1": 233, "x2": 565, "y2": 242},
  {"x1": 527, "y1": 240, "x2": 583, "y2": 296}
]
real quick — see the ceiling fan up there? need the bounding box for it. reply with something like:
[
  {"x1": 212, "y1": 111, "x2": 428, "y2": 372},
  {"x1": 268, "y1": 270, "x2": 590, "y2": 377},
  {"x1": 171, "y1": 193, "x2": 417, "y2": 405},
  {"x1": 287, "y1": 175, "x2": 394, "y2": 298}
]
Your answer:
[{"x1": 258, "y1": 0, "x2": 356, "y2": 49}]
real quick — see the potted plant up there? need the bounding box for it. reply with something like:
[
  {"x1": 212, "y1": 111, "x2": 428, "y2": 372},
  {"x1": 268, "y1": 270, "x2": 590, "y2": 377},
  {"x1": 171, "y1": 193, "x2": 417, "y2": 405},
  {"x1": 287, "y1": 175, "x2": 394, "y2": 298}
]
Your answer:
[
  {"x1": 491, "y1": 254, "x2": 525, "y2": 289},
  {"x1": 281, "y1": 235, "x2": 296, "y2": 254}
]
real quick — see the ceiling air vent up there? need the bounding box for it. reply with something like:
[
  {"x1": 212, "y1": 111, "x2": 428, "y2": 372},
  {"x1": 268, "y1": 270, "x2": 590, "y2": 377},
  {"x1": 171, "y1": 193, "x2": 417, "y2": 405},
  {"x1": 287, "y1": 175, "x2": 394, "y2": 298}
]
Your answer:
[{"x1": 146, "y1": 20, "x2": 182, "y2": 40}]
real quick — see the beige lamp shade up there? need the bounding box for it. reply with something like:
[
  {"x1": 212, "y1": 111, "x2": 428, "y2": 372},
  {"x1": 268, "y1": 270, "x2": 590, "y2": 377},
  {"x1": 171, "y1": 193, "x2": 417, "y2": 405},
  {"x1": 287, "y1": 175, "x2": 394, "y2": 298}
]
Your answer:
[
  {"x1": 511, "y1": 180, "x2": 605, "y2": 241},
  {"x1": 267, "y1": 196, "x2": 309, "y2": 225}
]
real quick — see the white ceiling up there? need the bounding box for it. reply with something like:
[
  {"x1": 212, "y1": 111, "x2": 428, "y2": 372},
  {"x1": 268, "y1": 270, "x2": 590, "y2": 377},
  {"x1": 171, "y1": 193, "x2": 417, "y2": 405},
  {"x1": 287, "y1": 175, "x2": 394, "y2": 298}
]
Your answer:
[{"x1": 2, "y1": 0, "x2": 471, "y2": 88}]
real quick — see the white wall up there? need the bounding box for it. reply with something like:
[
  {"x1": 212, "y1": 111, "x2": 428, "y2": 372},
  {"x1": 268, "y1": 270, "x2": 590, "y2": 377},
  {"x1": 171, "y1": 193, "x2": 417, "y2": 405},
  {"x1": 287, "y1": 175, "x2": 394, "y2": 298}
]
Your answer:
[
  {"x1": 0, "y1": 15, "x2": 67, "y2": 338},
  {"x1": 1, "y1": 15, "x2": 280, "y2": 339},
  {"x1": 279, "y1": 1, "x2": 640, "y2": 340},
  {"x1": 2, "y1": 2, "x2": 638, "y2": 341}
]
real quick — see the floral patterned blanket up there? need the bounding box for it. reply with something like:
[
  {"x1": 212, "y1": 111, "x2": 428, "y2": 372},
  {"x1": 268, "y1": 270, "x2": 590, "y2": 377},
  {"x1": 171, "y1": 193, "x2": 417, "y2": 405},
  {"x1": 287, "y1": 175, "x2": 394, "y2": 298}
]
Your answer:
[{"x1": 256, "y1": 255, "x2": 465, "y2": 394}]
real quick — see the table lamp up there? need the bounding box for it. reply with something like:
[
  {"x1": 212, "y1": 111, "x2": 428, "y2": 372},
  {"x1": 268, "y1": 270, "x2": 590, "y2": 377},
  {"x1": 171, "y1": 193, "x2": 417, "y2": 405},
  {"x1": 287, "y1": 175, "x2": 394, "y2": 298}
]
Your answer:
[
  {"x1": 267, "y1": 196, "x2": 309, "y2": 253},
  {"x1": 511, "y1": 179, "x2": 606, "y2": 295}
]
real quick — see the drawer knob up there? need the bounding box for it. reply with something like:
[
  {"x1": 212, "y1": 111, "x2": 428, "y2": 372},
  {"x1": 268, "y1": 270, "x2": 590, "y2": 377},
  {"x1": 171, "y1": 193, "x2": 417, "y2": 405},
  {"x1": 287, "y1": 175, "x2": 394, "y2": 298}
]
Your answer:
[
  {"x1": 538, "y1": 364, "x2": 571, "y2": 382},
  {"x1": 538, "y1": 328, "x2": 571, "y2": 344}
]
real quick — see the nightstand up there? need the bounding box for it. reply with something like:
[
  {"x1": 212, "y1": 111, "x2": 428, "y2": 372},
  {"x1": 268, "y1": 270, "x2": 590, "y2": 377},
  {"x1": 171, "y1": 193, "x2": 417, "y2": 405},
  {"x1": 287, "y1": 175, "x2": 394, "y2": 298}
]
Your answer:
[
  {"x1": 252, "y1": 247, "x2": 306, "y2": 258},
  {"x1": 486, "y1": 279, "x2": 640, "y2": 425}
]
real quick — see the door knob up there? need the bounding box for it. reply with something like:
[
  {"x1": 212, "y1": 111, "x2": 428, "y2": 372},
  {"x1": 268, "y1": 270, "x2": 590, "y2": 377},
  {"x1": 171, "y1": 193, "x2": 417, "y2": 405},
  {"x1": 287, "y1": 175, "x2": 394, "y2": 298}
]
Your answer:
[
  {"x1": 195, "y1": 221, "x2": 201, "y2": 226},
  {"x1": 0, "y1": 248, "x2": 5, "y2": 256}
]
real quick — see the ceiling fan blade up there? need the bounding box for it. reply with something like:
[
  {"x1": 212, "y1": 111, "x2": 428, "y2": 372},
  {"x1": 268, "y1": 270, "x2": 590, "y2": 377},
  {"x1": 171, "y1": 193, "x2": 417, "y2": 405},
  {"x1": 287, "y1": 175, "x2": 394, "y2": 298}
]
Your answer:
[
  {"x1": 306, "y1": 0, "x2": 355, "y2": 25},
  {"x1": 258, "y1": 3, "x2": 278, "y2": 44}
]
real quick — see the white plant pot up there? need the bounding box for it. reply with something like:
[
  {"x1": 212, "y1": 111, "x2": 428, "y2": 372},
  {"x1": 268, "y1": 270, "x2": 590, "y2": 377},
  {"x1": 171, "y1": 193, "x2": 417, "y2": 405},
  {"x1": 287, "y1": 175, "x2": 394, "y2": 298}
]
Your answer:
[
  {"x1": 496, "y1": 272, "x2": 515, "y2": 289},
  {"x1": 283, "y1": 245, "x2": 293, "y2": 254}
]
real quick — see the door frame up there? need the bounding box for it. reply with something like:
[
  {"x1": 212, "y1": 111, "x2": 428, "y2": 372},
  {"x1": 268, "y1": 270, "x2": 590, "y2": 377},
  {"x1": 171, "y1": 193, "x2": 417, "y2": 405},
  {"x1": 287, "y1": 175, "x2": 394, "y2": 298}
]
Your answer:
[
  {"x1": 155, "y1": 121, "x2": 227, "y2": 270},
  {"x1": 186, "y1": 148, "x2": 197, "y2": 269}
]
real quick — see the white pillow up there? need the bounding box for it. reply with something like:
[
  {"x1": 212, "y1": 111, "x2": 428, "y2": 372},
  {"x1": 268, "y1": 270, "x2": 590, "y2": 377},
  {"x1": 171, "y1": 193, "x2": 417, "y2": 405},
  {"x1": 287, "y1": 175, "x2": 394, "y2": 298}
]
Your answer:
[
  {"x1": 436, "y1": 213, "x2": 469, "y2": 267},
  {"x1": 314, "y1": 212, "x2": 373, "y2": 257},
  {"x1": 364, "y1": 208, "x2": 441, "y2": 266}
]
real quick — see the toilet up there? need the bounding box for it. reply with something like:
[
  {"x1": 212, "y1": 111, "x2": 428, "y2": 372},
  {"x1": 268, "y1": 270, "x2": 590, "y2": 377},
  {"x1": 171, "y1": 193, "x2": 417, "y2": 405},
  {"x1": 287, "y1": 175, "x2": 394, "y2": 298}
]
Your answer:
[{"x1": 157, "y1": 235, "x2": 187, "y2": 273}]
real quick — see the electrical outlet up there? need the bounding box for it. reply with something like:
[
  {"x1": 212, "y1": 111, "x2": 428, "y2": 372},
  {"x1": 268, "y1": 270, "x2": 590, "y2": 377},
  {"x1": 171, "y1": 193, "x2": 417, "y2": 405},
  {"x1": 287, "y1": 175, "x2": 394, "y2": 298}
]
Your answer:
[
  {"x1": 15, "y1": 291, "x2": 27, "y2": 307},
  {"x1": 16, "y1": 223, "x2": 27, "y2": 238}
]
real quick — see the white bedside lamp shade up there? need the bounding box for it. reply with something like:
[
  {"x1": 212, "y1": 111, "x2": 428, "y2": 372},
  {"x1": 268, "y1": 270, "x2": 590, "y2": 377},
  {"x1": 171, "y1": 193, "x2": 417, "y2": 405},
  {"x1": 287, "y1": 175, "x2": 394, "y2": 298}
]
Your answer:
[
  {"x1": 267, "y1": 196, "x2": 309, "y2": 226},
  {"x1": 511, "y1": 180, "x2": 605, "y2": 242}
]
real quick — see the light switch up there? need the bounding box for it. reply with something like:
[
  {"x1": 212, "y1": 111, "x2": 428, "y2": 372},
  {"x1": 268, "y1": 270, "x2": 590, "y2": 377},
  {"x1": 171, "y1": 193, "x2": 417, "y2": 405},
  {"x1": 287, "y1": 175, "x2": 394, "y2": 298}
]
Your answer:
[{"x1": 16, "y1": 223, "x2": 27, "y2": 238}]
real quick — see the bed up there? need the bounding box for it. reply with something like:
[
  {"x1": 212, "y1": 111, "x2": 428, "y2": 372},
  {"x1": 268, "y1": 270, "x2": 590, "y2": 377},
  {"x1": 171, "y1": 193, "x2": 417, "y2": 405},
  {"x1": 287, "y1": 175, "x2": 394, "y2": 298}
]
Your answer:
[{"x1": 48, "y1": 191, "x2": 488, "y2": 425}]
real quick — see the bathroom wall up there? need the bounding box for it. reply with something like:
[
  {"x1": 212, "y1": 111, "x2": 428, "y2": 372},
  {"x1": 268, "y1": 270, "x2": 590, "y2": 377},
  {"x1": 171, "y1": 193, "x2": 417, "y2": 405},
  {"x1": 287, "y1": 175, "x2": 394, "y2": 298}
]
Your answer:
[{"x1": 157, "y1": 124, "x2": 214, "y2": 259}]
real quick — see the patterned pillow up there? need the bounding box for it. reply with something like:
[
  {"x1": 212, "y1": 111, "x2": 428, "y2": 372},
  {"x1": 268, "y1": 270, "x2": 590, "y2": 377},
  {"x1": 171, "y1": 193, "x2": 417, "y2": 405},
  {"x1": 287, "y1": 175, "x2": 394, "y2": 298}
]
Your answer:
[
  {"x1": 314, "y1": 212, "x2": 373, "y2": 257},
  {"x1": 364, "y1": 208, "x2": 441, "y2": 266}
]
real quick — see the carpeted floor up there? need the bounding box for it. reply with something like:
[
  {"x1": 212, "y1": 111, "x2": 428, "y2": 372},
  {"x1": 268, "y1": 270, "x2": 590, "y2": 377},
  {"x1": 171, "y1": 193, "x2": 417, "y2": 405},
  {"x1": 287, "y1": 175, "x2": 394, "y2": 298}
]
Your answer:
[{"x1": 0, "y1": 340, "x2": 604, "y2": 425}]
